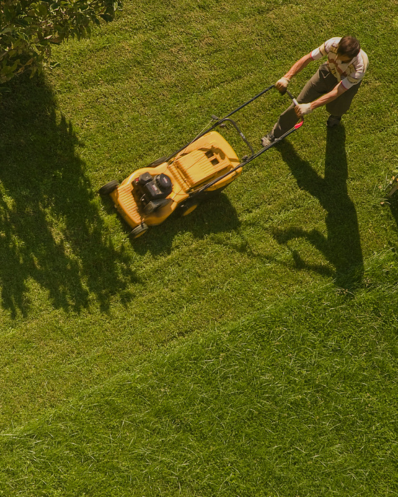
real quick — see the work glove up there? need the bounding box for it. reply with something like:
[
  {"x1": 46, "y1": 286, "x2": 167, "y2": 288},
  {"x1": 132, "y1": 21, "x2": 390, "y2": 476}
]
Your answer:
[
  {"x1": 295, "y1": 103, "x2": 312, "y2": 118},
  {"x1": 275, "y1": 77, "x2": 290, "y2": 93}
]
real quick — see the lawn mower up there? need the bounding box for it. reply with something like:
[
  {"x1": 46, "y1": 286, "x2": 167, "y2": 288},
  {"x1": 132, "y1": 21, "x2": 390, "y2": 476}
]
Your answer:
[{"x1": 99, "y1": 84, "x2": 303, "y2": 239}]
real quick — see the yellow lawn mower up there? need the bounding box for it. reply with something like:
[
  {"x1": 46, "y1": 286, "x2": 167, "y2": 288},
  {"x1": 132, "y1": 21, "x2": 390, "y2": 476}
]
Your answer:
[{"x1": 99, "y1": 85, "x2": 303, "y2": 239}]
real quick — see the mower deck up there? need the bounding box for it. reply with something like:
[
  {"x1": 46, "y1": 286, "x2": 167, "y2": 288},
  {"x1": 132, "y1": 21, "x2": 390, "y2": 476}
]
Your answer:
[{"x1": 109, "y1": 131, "x2": 242, "y2": 232}]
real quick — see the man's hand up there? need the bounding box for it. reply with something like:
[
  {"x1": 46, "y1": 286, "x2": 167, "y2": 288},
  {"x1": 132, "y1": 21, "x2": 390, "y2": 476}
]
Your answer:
[
  {"x1": 295, "y1": 103, "x2": 312, "y2": 118},
  {"x1": 275, "y1": 77, "x2": 290, "y2": 94}
]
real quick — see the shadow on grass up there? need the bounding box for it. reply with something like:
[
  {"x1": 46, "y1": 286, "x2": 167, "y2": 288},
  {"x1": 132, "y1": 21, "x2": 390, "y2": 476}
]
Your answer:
[
  {"x1": 0, "y1": 75, "x2": 138, "y2": 318},
  {"x1": 272, "y1": 125, "x2": 364, "y2": 290},
  {"x1": 130, "y1": 192, "x2": 241, "y2": 256}
]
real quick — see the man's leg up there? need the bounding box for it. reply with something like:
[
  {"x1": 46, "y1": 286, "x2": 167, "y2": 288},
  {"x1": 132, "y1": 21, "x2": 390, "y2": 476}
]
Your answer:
[{"x1": 326, "y1": 82, "x2": 360, "y2": 127}]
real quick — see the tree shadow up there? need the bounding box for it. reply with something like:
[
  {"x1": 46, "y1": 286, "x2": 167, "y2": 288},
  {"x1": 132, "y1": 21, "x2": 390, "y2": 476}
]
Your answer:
[
  {"x1": 272, "y1": 125, "x2": 364, "y2": 290},
  {"x1": 0, "y1": 75, "x2": 138, "y2": 318}
]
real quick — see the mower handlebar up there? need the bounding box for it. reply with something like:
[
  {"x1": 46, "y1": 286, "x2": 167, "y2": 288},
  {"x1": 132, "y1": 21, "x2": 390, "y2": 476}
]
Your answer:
[
  {"x1": 165, "y1": 84, "x2": 303, "y2": 169},
  {"x1": 186, "y1": 85, "x2": 304, "y2": 199}
]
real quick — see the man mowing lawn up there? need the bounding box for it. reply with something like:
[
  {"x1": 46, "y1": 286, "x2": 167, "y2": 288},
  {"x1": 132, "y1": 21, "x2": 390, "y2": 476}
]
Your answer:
[{"x1": 261, "y1": 36, "x2": 368, "y2": 146}]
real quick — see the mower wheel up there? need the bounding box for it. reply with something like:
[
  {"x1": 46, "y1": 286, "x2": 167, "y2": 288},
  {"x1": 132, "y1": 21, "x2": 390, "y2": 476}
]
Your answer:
[
  {"x1": 148, "y1": 156, "x2": 168, "y2": 167},
  {"x1": 99, "y1": 180, "x2": 119, "y2": 195},
  {"x1": 180, "y1": 199, "x2": 199, "y2": 217},
  {"x1": 130, "y1": 223, "x2": 149, "y2": 239}
]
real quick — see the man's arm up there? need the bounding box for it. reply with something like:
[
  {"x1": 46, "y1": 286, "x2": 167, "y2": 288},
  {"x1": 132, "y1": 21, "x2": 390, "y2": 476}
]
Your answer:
[
  {"x1": 295, "y1": 82, "x2": 348, "y2": 117},
  {"x1": 284, "y1": 52, "x2": 313, "y2": 80},
  {"x1": 310, "y1": 81, "x2": 347, "y2": 109},
  {"x1": 276, "y1": 53, "x2": 313, "y2": 92}
]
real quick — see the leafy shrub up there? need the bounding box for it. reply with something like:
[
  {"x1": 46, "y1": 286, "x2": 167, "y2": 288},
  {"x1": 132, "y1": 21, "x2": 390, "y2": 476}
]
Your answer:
[{"x1": 0, "y1": 0, "x2": 120, "y2": 84}]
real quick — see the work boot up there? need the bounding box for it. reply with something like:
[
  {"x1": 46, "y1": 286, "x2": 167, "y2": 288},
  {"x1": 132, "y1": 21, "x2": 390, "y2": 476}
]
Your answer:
[
  {"x1": 327, "y1": 115, "x2": 341, "y2": 127},
  {"x1": 261, "y1": 132, "x2": 275, "y2": 147}
]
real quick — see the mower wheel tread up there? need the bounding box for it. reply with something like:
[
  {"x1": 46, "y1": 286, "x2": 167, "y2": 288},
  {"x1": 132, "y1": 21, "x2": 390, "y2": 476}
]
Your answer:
[
  {"x1": 99, "y1": 180, "x2": 119, "y2": 195},
  {"x1": 130, "y1": 223, "x2": 149, "y2": 239}
]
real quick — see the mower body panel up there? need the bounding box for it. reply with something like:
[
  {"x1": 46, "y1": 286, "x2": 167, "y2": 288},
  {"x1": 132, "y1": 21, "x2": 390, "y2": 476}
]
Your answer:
[{"x1": 109, "y1": 131, "x2": 242, "y2": 230}]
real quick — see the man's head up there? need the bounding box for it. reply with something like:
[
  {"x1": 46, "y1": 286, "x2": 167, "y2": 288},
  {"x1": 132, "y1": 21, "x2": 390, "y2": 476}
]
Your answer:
[{"x1": 337, "y1": 36, "x2": 361, "y2": 61}]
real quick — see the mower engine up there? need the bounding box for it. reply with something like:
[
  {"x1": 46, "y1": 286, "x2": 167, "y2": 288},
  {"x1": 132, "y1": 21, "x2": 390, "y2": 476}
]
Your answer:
[{"x1": 132, "y1": 172, "x2": 173, "y2": 215}]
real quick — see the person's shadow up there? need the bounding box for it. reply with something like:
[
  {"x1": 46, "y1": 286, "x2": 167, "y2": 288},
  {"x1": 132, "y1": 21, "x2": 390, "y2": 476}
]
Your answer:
[
  {"x1": 272, "y1": 125, "x2": 364, "y2": 290},
  {"x1": 0, "y1": 75, "x2": 138, "y2": 318}
]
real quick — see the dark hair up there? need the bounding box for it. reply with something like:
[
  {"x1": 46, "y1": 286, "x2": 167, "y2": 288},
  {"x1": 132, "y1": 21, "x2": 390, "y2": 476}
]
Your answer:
[{"x1": 337, "y1": 36, "x2": 361, "y2": 59}]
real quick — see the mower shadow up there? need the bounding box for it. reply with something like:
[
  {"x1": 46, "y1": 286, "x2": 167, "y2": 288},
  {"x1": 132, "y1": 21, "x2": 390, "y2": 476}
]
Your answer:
[
  {"x1": 0, "y1": 75, "x2": 138, "y2": 318},
  {"x1": 272, "y1": 125, "x2": 364, "y2": 290},
  {"x1": 131, "y1": 192, "x2": 241, "y2": 256}
]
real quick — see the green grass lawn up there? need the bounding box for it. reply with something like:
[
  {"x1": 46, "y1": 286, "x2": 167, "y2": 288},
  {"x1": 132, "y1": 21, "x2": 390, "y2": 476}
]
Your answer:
[
  {"x1": 1, "y1": 0, "x2": 398, "y2": 495},
  {"x1": 1, "y1": 250, "x2": 397, "y2": 496}
]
